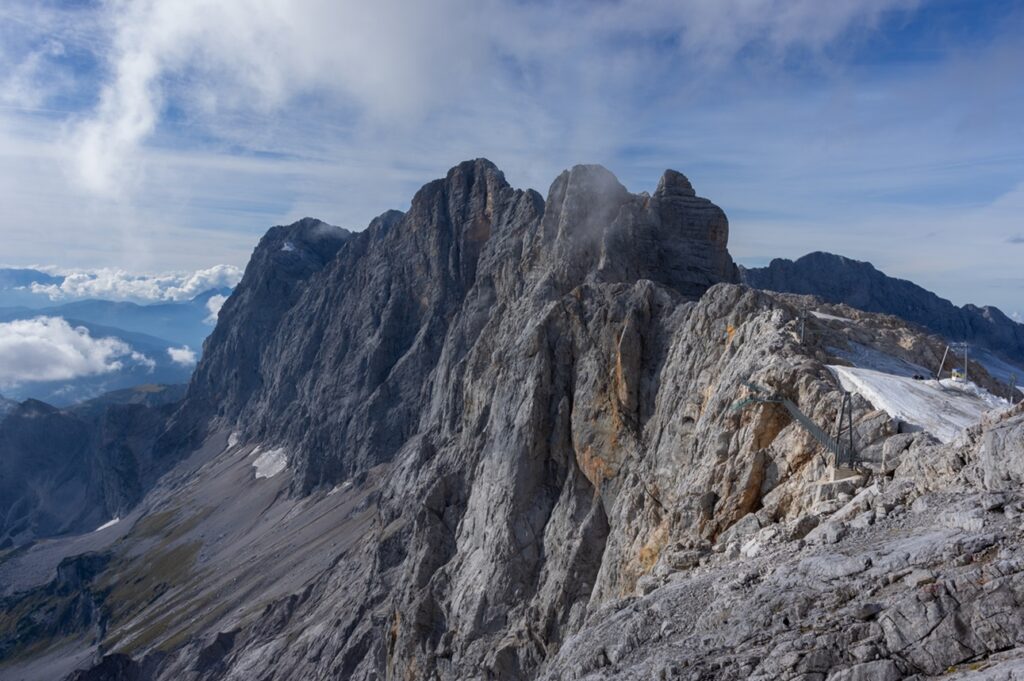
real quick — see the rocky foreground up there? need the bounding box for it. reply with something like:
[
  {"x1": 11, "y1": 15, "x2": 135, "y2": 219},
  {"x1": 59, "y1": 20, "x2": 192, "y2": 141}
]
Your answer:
[{"x1": 1, "y1": 161, "x2": 1023, "y2": 680}]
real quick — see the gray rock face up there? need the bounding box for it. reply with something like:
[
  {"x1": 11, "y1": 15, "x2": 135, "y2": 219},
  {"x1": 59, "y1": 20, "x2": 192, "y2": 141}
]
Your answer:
[
  {"x1": 165, "y1": 217, "x2": 351, "y2": 454},
  {"x1": 178, "y1": 159, "x2": 737, "y2": 491},
  {"x1": 538, "y1": 405, "x2": 1024, "y2": 681},
  {"x1": 741, "y1": 251, "x2": 1024, "y2": 368}
]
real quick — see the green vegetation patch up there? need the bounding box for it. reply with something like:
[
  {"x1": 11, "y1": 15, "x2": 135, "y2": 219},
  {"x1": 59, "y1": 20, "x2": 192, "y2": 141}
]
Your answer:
[{"x1": 99, "y1": 540, "x2": 201, "y2": 627}]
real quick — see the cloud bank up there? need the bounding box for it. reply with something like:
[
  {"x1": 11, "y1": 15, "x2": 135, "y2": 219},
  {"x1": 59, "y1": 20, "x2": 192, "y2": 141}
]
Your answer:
[
  {"x1": 0, "y1": 316, "x2": 153, "y2": 387},
  {"x1": 29, "y1": 265, "x2": 242, "y2": 303}
]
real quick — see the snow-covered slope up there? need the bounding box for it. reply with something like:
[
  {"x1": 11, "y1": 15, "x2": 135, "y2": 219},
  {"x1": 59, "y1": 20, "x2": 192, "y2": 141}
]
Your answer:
[
  {"x1": 829, "y1": 365, "x2": 1009, "y2": 443},
  {"x1": 828, "y1": 341, "x2": 932, "y2": 378}
]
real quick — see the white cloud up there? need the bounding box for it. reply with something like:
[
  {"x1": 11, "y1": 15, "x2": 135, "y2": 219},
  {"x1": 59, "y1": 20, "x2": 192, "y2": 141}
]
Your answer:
[
  {"x1": 204, "y1": 293, "x2": 228, "y2": 324},
  {"x1": 29, "y1": 264, "x2": 242, "y2": 303},
  {"x1": 167, "y1": 345, "x2": 197, "y2": 367},
  {"x1": 65, "y1": 0, "x2": 487, "y2": 195},
  {"x1": 61, "y1": 0, "x2": 922, "y2": 197},
  {"x1": 130, "y1": 350, "x2": 156, "y2": 372},
  {"x1": 0, "y1": 316, "x2": 150, "y2": 386}
]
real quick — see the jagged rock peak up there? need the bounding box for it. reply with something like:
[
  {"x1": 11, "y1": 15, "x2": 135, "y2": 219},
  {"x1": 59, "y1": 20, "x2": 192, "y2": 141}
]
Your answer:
[
  {"x1": 542, "y1": 164, "x2": 629, "y2": 237},
  {"x1": 535, "y1": 162, "x2": 736, "y2": 294},
  {"x1": 171, "y1": 159, "x2": 738, "y2": 489},
  {"x1": 258, "y1": 217, "x2": 351, "y2": 258},
  {"x1": 404, "y1": 158, "x2": 513, "y2": 242},
  {"x1": 655, "y1": 168, "x2": 696, "y2": 198}
]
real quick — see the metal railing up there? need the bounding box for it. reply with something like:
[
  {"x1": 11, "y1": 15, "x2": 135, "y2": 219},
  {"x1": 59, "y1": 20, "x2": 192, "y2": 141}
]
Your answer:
[{"x1": 734, "y1": 381, "x2": 855, "y2": 468}]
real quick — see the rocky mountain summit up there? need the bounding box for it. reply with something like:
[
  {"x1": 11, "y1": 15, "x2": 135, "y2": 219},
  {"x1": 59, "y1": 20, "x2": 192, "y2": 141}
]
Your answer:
[
  {"x1": 1, "y1": 161, "x2": 1023, "y2": 681},
  {"x1": 742, "y1": 252, "x2": 1024, "y2": 370}
]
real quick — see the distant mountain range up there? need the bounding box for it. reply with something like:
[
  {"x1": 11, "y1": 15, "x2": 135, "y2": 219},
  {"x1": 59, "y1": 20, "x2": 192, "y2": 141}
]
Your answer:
[
  {"x1": 0, "y1": 267, "x2": 68, "y2": 309},
  {"x1": 0, "y1": 268, "x2": 232, "y2": 405},
  {"x1": 741, "y1": 252, "x2": 1024, "y2": 372},
  {"x1": 0, "y1": 286, "x2": 231, "y2": 349}
]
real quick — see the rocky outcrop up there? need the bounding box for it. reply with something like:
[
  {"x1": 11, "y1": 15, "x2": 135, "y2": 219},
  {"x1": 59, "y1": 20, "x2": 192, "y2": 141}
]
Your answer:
[
  {"x1": 0, "y1": 552, "x2": 110, "y2": 659},
  {"x1": 166, "y1": 217, "x2": 351, "y2": 451},
  {"x1": 0, "y1": 387, "x2": 183, "y2": 548},
  {"x1": 540, "y1": 405, "x2": 1024, "y2": 680},
  {"x1": 742, "y1": 251, "x2": 1024, "y2": 367}
]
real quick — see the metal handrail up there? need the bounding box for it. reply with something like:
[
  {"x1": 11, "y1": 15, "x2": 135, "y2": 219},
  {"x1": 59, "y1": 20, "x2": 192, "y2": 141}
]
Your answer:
[{"x1": 733, "y1": 381, "x2": 855, "y2": 468}]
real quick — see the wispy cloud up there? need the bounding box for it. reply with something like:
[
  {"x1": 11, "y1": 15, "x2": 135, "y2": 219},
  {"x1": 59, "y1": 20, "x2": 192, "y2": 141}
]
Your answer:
[
  {"x1": 0, "y1": 316, "x2": 153, "y2": 386},
  {"x1": 1008, "y1": 235, "x2": 1024, "y2": 244},
  {"x1": 29, "y1": 0, "x2": 926, "y2": 202}
]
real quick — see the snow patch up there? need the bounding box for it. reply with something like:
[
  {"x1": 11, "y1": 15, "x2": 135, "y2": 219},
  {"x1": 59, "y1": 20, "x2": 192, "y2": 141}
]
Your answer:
[
  {"x1": 227, "y1": 431, "x2": 240, "y2": 448},
  {"x1": 94, "y1": 517, "x2": 120, "y2": 532},
  {"x1": 281, "y1": 241, "x2": 296, "y2": 252},
  {"x1": 811, "y1": 311, "x2": 850, "y2": 323},
  {"x1": 328, "y1": 481, "x2": 353, "y2": 496},
  {"x1": 829, "y1": 365, "x2": 1010, "y2": 443},
  {"x1": 252, "y1": 446, "x2": 288, "y2": 479}
]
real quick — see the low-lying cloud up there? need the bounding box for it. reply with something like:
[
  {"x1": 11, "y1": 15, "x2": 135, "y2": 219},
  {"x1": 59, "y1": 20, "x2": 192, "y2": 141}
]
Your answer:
[
  {"x1": 0, "y1": 316, "x2": 153, "y2": 386},
  {"x1": 204, "y1": 293, "x2": 228, "y2": 324},
  {"x1": 167, "y1": 345, "x2": 197, "y2": 367},
  {"x1": 28, "y1": 265, "x2": 242, "y2": 303}
]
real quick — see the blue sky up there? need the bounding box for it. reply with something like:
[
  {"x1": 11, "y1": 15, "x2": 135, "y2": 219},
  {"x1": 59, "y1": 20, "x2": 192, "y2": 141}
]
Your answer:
[{"x1": 0, "y1": 0, "x2": 1022, "y2": 317}]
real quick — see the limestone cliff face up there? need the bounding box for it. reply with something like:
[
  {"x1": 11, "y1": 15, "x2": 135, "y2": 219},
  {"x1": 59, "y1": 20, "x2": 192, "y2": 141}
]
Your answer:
[
  {"x1": 118, "y1": 159, "x2": 747, "y2": 678},
  {"x1": 180, "y1": 160, "x2": 738, "y2": 493},
  {"x1": 128, "y1": 161, "x2": 866, "y2": 679},
  {"x1": 167, "y1": 217, "x2": 352, "y2": 451}
]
